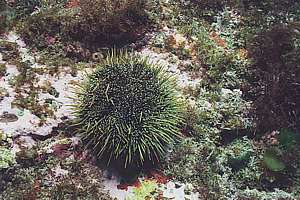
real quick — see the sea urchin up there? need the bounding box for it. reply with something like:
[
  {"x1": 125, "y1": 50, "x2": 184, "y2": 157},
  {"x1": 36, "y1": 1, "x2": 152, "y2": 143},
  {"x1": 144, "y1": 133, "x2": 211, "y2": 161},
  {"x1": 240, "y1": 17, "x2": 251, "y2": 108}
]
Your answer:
[{"x1": 72, "y1": 51, "x2": 183, "y2": 169}]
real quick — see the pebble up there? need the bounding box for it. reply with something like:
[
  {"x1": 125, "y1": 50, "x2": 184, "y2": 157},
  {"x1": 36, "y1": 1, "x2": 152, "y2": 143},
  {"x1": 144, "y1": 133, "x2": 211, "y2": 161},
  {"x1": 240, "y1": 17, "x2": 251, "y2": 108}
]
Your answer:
[{"x1": 0, "y1": 112, "x2": 18, "y2": 123}]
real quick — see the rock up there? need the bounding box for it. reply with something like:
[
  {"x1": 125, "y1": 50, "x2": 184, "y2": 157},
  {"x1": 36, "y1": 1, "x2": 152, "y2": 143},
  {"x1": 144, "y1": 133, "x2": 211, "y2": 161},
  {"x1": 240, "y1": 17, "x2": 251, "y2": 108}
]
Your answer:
[
  {"x1": 13, "y1": 136, "x2": 38, "y2": 165},
  {"x1": 53, "y1": 164, "x2": 69, "y2": 178},
  {"x1": 29, "y1": 131, "x2": 54, "y2": 141},
  {"x1": 221, "y1": 88, "x2": 233, "y2": 95},
  {"x1": 15, "y1": 147, "x2": 38, "y2": 164},
  {"x1": 14, "y1": 135, "x2": 36, "y2": 149},
  {"x1": 0, "y1": 112, "x2": 18, "y2": 123}
]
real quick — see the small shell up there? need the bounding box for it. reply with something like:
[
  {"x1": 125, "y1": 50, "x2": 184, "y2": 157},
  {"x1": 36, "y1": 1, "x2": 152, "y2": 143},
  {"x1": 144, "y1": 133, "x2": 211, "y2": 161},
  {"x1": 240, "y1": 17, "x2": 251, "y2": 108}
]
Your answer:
[{"x1": 92, "y1": 52, "x2": 104, "y2": 62}]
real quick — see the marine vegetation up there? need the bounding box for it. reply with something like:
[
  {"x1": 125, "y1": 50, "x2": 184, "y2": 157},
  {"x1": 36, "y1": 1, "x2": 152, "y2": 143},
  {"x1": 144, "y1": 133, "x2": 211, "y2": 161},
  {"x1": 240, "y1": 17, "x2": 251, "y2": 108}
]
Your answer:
[{"x1": 0, "y1": 0, "x2": 299, "y2": 199}]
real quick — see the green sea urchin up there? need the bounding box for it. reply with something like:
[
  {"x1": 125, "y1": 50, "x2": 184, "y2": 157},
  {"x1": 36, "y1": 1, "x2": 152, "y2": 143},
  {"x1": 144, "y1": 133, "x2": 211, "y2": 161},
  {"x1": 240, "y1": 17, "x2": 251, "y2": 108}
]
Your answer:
[{"x1": 72, "y1": 51, "x2": 183, "y2": 168}]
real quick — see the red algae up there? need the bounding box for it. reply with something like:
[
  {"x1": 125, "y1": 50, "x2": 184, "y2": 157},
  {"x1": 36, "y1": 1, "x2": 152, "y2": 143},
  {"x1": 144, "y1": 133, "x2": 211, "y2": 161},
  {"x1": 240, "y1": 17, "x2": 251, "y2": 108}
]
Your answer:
[{"x1": 117, "y1": 179, "x2": 142, "y2": 191}]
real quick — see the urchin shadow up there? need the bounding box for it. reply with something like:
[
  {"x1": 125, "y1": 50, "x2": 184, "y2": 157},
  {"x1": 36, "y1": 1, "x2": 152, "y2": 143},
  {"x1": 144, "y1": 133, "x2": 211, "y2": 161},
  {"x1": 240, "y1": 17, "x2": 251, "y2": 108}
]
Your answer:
[{"x1": 94, "y1": 153, "x2": 160, "y2": 184}]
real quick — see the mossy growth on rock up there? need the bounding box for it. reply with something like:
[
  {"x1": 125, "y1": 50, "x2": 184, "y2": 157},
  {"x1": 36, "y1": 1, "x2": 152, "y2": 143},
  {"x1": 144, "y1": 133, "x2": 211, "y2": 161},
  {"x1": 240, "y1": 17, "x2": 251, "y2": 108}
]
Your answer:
[
  {"x1": 0, "y1": 136, "x2": 113, "y2": 200},
  {"x1": 72, "y1": 51, "x2": 183, "y2": 170},
  {"x1": 0, "y1": 63, "x2": 6, "y2": 77},
  {"x1": 65, "y1": 0, "x2": 149, "y2": 48},
  {"x1": 0, "y1": 41, "x2": 20, "y2": 63},
  {"x1": 0, "y1": 0, "x2": 8, "y2": 34},
  {"x1": 246, "y1": 22, "x2": 300, "y2": 132},
  {"x1": 17, "y1": 0, "x2": 150, "y2": 60}
]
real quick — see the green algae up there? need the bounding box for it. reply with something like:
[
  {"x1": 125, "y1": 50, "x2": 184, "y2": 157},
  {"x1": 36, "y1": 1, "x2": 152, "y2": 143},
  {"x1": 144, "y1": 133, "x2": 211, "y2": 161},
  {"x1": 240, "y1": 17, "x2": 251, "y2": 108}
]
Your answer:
[{"x1": 0, "y1": 147, "x2": 15, "y2": 169}]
